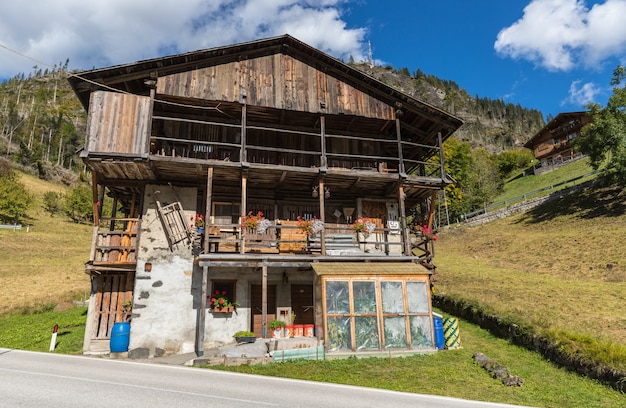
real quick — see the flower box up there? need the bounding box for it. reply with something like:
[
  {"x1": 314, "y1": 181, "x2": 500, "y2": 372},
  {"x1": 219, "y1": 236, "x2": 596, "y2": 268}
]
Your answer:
[
  {"x1": 235, "y1": 336, "x2": 256, "y2": 344},
  {"x1": 212, "y1": 306, "x2": 234, "y2": 313}
]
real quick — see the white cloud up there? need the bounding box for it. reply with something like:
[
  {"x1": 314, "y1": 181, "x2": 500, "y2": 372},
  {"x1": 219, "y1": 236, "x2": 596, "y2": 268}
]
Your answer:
[
  {"x1": 0, "y1": 0, "x2": 366, "y2": 78},
  {"x1": 563, "y1": 79, "x2": 603, "y2": 106},
  {"x1": 495, "y1": 0, "x2": 626, "y2": 71}
]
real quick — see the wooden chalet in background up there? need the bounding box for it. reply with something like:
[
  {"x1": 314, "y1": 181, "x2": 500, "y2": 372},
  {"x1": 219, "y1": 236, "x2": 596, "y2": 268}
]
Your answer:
[
  {"x1": 524, "y1": 111, "x2": 591, "y2": 175},
  {"x1": 68, "y1": 35, "x2": 463, "y2": 358}
]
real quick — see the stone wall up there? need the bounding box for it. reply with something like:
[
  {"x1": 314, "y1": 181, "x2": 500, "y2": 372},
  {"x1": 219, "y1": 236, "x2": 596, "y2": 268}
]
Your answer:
[{"x1": 464, "y1": 181, "x2": 591, "y2": 227}]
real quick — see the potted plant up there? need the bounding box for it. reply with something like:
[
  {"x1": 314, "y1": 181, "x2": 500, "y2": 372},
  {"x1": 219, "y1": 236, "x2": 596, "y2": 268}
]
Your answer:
[
  {"x1": 191, "y1": 214, "x2": 205, "y2": 233},
  {"x1": 351, "y1": 216, "x2": 376, "y2": 237},
  {"x1": 241, "y1": 211, "x2": 264, "y2": 231},
  {"x1": 297, "y1": 216, "x2": 324, "y2": 237},
  {"x1": 208, "y1": 290, "x2": 239, "y2": 312},
  {"x1": 268, "y1": 319, "x2": 286, "y2": 338},
  {"x1": 121, "y1": 300, "x2": 132, "y2": 322},
  {"x1": 233, "y1": 330, "x2": 256, "y2": 344}
]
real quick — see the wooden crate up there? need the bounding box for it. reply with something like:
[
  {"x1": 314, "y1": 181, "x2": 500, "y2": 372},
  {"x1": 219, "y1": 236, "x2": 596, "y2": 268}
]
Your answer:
[{"x1": 278, "y1": 221, "x2": 307, "y2": 253}]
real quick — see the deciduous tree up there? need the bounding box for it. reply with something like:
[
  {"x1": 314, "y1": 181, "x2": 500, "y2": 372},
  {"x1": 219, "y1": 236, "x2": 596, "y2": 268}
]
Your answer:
[{"x1": 576, "y1": 65, "x2": 626, "y2": 185}]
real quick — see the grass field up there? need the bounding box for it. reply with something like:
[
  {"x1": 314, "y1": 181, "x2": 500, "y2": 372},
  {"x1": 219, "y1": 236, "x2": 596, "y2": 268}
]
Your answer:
[
  {"x1": 493, "y1": 157, "x2": 598, "y2": 204},
  {"x1": 435, "y1": 183, "x2": 626, "y2": 373},
  {"x1": 0, "y1": 172, "x2": 92, "y2": 314}
]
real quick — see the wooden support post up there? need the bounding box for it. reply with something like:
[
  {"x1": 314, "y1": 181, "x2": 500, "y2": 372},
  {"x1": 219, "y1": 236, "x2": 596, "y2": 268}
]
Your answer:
[
  {"x1": 427, "y1": 191, "x2": 437, "y2": 230},
  {"x1": 395, "y1": 112, "x2": 405, "y2": 175},
  {"x1": 319, "y1": 178, "x2": 326, "y2": 255},
  {"x1": 427, "y1": 191, "x2": 438, "y2": 256},
  {"x1": 320, "y1": 115, "x2": 327, "y2": 169},
  {"x1": 262, "y1": 265, "x2": 268, "y2": 339},
  {"x1": 240, "y1": 172, "x2": 247, "y2": 254},
  {"x1": 399, "y1": 184, "x2": 411, "y2": 256},
  {"x1": 144, "y1": 75, "x2": 157, "y2": 158},
  {"x1": 196, "y1": 264, "x2": 208, "y2": 357},
  {"x1": 203, "y1": 167, "x2": 214, "y2": 254},
  {"x1": 241, "y1": 102, "x2": 247, "y2": 163},
  {"x1": 438, "y1": 131, "x2": 445, "y2": 179},
  {"x1": 110, "y1": 197, "x2": 118, "y2": 231},
  {"x1": 91, "y1": 172, "x2": 99, "y2": 226},
  {"x1": 97, "y1": 184, "x2": 105, "y2": 222}
]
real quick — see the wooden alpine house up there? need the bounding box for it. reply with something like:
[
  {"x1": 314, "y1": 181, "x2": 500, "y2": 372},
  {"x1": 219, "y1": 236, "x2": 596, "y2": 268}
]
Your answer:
[{"x1": 69, "y1": 35, "x2": 463, "y2": 358}]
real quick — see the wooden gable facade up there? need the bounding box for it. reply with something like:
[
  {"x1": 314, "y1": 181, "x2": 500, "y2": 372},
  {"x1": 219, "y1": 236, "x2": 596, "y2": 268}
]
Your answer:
[{"x1": 69, "y1": 35, "x2": 463, "y2": 358}]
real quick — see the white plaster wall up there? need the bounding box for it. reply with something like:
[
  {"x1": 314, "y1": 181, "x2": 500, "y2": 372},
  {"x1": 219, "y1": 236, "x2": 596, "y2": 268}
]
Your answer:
[
  {"x1": 202, "y1": 268, "x2": 313, "y2": 348},
  {"x1": 203, "y1": 268, "x2": 253, "y2": 347},
  {"x1": 127, "y1": 184, "x2": 320, "y2": 356},
  {"x1": 129, "y1": 184, "x2": 198, "y2": 357}
]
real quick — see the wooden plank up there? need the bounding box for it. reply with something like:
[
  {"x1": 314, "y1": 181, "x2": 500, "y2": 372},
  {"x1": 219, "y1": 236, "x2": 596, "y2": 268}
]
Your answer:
[
  {"x1": 92, "y1": 276, "x2": 104, "y2": 339},
  {"x1": 99, "y1": 275, "x2": 113, "y2": 338}
]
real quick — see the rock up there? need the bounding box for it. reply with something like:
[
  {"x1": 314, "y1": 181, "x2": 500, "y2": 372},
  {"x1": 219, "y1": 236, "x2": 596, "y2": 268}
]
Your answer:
[{"x1": 473, "y1": 351, "x2": 524, "y2": 387}]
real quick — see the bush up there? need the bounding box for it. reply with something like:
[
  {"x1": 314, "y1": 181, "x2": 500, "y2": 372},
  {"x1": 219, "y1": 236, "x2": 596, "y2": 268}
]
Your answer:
[
  {"x1": 63, "y1": 185, "x2": 93, "y2": 224},
  {"x1": 42, "y1": 191, "x2": 63, "y2": 216},
  {"x1": 0, "y1": 171, "x2": 33, "y2": 223}
]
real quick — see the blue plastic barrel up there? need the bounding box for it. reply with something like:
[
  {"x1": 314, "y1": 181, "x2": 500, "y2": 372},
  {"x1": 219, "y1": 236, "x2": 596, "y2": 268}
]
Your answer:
[
  {"x1": 110, "y1": 322, "x2": 130, "y2": 352},
  {"x1": 433, "y1": 316, "x2": 445, "y2": 350}
]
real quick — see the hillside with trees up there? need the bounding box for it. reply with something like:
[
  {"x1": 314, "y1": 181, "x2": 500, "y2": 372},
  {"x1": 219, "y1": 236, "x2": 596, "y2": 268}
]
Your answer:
[
  {"x1": 350, "y1": 62, "x2": 546, "y2": 153},
  {"x1": 0, "y1": 61, "x2": 86, "y2": 184}
]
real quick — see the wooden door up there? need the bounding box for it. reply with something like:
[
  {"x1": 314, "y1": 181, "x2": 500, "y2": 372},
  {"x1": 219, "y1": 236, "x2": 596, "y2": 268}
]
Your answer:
[
  {"x1": 250, "y1": 284, "x2": 276, "y2": 337},
  {"x1": 92, "y1": 272, "x2": 134, "y2": 339},
  {"x1": 290, "y1": 284, "x2": 314, "y2": 325}
]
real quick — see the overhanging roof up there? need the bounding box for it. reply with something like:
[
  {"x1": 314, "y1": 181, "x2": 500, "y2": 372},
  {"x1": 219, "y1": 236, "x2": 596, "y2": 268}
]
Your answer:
[
  {"x1": 67, "y1": 34, "x2": 463, "y2": 142},
  {"x1": 311, "y1": 262, "x2": 430, "y2": 276}
]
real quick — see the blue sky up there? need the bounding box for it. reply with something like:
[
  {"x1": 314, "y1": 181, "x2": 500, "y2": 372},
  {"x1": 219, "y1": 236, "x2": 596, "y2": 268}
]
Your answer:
[{"x1": 1, "y1": 0, "x2": 625, "y2": 121}]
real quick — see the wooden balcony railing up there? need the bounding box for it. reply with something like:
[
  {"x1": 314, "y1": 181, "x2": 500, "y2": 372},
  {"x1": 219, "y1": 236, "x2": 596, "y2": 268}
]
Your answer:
[
  {"x1": 89, "y1": 217, "x2": 141, "y2": 269},
  {"x1": 200, "y1": 221, "x2": 431, "y2": 258}
]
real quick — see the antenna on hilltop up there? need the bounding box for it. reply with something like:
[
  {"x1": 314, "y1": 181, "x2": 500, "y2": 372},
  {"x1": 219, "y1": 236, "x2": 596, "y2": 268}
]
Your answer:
[{"x1": 368, "y1": 40, "x2": 374, "y2": 68}]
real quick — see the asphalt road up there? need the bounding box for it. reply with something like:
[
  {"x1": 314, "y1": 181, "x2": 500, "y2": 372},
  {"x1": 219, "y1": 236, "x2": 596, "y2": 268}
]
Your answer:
[{"x1": 0, "y1": 348, "x2": 531, "y2": 408}]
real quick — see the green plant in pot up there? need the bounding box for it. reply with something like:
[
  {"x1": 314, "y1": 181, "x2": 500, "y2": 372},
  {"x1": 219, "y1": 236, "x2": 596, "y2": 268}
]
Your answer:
[
  {"x1": 268, "y1": 319, "x2": 286, "y2": 338},
  {"x1": 233, "y1": 330, "x2": 256, "y2": 344}
]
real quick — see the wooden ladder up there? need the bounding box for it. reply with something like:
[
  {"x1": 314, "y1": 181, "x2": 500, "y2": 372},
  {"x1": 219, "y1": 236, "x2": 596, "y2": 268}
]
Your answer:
[{"x1": 155, "y1": 193, "x2": 192, "y2": 249}]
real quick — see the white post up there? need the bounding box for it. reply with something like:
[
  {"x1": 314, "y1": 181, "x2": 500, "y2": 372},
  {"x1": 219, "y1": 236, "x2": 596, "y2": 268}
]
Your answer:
[{"x1": 49, "y1": 325, "x2": 58, "y2": 351}]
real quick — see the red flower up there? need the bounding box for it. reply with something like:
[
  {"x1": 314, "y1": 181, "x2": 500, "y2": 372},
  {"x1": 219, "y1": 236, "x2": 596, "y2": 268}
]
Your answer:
[
  {"x1": 219, "y1": 298, "x2": 225, "y2": 305},
  {"x1": 222, "y1": 290, "x2": 227, "y2": 295}
]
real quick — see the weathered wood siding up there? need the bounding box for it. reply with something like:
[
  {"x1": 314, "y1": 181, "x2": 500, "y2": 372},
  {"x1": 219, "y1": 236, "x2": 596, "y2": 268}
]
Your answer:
[
  {"x1": 86, "y1": 91, "x2": 151, "y2": 156},
  {"x1": 157, "y1": 54, "x2": 394, "y2": 120}
]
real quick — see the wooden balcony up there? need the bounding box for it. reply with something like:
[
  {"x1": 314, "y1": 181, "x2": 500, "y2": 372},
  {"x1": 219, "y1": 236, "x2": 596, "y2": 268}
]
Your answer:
[
  {"x1": 86, "y1": 217, "x2": 141, "y2": 273},
  {"x1": 199, "y1": 221, "x2": 432, "y2": 259}
]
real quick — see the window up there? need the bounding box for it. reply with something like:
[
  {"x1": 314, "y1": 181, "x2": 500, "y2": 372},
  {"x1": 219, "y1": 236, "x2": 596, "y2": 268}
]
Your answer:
[
  {"x1": 212, "y1": 202, "x2": 240, "y2": 225},
  {"x1": 324, "y1": 277, "x2": 432, "y2": 352},
  {"x1": 210, "y1": 280, "x2": 237, "y2": 308}
]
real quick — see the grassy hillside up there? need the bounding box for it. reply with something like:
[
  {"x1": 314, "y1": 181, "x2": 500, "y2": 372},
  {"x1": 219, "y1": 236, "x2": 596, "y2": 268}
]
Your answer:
[
  {"x1": 435, "y1": 182, "x2": 626, "y2": 374},
  {"x1": 494, "y1": 157, "x2": 598, "y2": 204},
  {"x1": 0, "y1": 172, "x2": 91, "y2": 314}
]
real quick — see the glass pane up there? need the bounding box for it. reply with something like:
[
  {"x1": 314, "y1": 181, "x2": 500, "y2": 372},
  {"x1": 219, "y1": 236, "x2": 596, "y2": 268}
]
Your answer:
[
  {"x1": 406, "y1": 281, "x2": 429, "y2": 314},
  {"x1": 327, "y1": 316, "x2": 352, "y2": 351},
  {"x1": 383, "y1": 316, "x2": 407, "y2": 348},
  {"x1": 353, "y1": 281, "x2": 376, "y2": 314},
  {"x1": 381, "y1": 281, "x2": 404, "y2": 314},
  {"x1": 409, "y1": 316, "x2": 433, "y2": 349},
  {"x1": 355, "y1": 316, "x2": 379, "y2": 350},
  {"x1": 325, "y1": 281, "x2": 350, "y2": 314}
]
